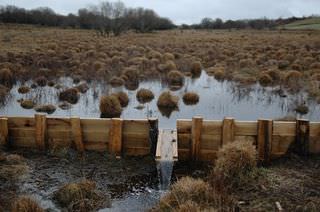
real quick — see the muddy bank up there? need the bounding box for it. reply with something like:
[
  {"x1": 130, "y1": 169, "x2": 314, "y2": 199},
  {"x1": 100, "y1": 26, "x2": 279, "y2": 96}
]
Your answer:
[{"x1": 0, "y1": 149, "x2": 159, "y2": 211}]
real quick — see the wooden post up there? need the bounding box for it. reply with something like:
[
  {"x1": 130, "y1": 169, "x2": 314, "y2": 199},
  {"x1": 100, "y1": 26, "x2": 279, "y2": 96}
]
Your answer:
[
  {"x1": 148, "y1": 118, "x2": 158, "y2": 157},
  {"x1": 257, "y1": 119, "x2": 272, "y2": 164},
  {"x1": 191, "y1": 116, "x2": 203, "y2": 161},
  {"x1": 35, "y1": 114, "x2": 47, "y2": 151},
  {"x1": 71, "y1": 117, "x2": 84, "y2": 153},
  {"x1": 109, "y1": 118, "x2": 123, "y2": 158},
  {"x1": 296, "y1": 119, "x2": 310, "y2": 156},
  {"x1": 0, "y1": 118, "x2": 8, "y2": 147},
  {"x1": 222, "y1": 117, "x2": 235, "y2": 146}
]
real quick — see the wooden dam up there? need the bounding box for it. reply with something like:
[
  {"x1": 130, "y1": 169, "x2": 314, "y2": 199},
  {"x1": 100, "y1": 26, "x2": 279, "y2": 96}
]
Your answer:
[{"x1": 0, "y1": 114, "x2": 320, "y2": 162}]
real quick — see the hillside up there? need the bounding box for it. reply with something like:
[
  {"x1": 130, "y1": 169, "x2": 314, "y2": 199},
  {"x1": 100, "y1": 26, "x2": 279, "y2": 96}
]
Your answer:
[{"x1": 282, "y1": 17, "x2": 320, "y2": 30}]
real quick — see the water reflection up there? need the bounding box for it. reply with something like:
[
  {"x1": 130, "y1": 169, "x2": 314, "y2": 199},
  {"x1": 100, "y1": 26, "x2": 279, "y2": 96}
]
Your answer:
[{"x1": 1, "y1": 71, "x2": 319, "y2": 128}]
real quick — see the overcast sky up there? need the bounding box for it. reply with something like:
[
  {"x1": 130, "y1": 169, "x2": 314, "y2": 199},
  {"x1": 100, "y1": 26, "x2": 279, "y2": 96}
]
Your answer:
[{"x1": 1, "y1": 0, "x2": 320, "y2": 24}]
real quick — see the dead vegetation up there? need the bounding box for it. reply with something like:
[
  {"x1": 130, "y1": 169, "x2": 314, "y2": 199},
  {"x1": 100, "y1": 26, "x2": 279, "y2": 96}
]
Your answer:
[
  {"x1": 112, "y1": 91, "x2": 129, "y2": 107},
  {"x1": 54, "y1": 179, "x2": 110, "y2": 211},
  {"x1": 136, "y1": 88, "x2": 154, "y2": 103},
  {"x1": 59, "y1": 88, "x2": 80, "y2": 104},
  {"x1": 11, "y1": 196, "x2": 44, "y2": 212},
  {"x1": 99, "y1": 95, "x2": 122, "y2": 118},
  {"x1": 182, "y1": 92, "x2": 199, "y2": 105},
  {"x1": 34, "y1": 104, "x2": 56, "y2": 114},
  {"x1": 0, "y1": 153, "x2": 29, "y2": 182},
  {"x1": 20, "y1": 99, "x2": 35, "y2": 109}
]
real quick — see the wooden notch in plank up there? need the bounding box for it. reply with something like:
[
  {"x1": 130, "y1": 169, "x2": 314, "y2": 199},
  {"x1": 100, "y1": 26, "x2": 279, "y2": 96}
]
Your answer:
[
  {"x1": 109, "y1": 118, "x2": 123, "y2": 158},
  {"x1": 35, "y1": 114, "x2": 47, "y2": 151},
  {"x1": 295, "y1": 119, "x2": 310, "y2": 156},
  {"x1": 70, "y1": 117, "x2": 84, "y2": 153},
  {"x1": 148, "y1": 118, "x2": 158, "y2": 157},
  {"x1": 222, "y1": 117, "x2": 235, "y2": 146},
  {"x1": 257, "y1": 119, "x2": 272, "y2": 164},
  {"x1": 0, "y1": 117, "x2": 8, "y2": 147},
  {"x1": 191, "y1": 116, "x2": 203, "y2": 161}
]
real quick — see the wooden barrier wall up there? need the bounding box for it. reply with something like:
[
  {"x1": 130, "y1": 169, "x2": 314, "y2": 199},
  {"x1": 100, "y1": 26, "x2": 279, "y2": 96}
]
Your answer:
[
  {"x1": 177, "y1": 116, "x2": 320, "y2": 162},
  {"x1": 0, "y1": 114, "x2": 158, "y2": 158}
]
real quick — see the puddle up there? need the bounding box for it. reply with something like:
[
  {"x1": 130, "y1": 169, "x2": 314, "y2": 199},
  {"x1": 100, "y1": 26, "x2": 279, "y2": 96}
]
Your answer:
[{"x1": 1, "y1": 71, "x2": 319, "y2": 128}]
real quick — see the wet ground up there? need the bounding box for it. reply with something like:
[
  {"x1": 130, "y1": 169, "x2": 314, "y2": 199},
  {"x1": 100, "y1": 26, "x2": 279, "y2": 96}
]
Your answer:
[
  {"x1": 0, "y1": 148, "x2": 211, "y2": 211},
  {"x1": 1, "y1": 71, "x2": 319, "y2": 129}
]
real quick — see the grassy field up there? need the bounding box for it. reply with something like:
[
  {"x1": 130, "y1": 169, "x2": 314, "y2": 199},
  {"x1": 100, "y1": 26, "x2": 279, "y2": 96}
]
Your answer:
[{"x1": 282, "y1": 17, "x2": 320, "y2": 30}]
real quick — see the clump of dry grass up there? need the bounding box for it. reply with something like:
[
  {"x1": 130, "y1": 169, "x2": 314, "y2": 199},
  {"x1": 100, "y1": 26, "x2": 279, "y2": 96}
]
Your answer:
[
  {"x1": 284, "y1": 70, "x2": 302, "y2": 84},
  {"x1": 20, "y1": 99, "x2": 35, "y2": 109},
  {"x1": 136, "y1": 88, "x2": 154, "y2": 103},
  {"x1": 99, "y1": 95, "x2": 122, "y2": 118},
  {"x1": 35, "y1": 76, "x2": 47, "y2": 87},
  {"x1": 167, "y1": 70, "x2": 184, "y2": 86},
  {"x1": 18, "y1": 86, "x2": 30, "y2": 94},
  {"x1": 212, "y1": 140, "x2": 257, "y2": 190},
  {"x1": 191, "y1": 61, "x2": 202, "y2": 76},
  {"x1": 156, "y1": 177, "x2": 235, "y2": 211},
  {"x1": 74, "y1": 83, "x2": 89, "y2": 93},
  {"x1": 109, "y1": 77, "x2": 124, "y2": 87},
  {"x1": 59, "y1": 88, "x2": 80, "y2": 104},
  {"x1": 259, "y1": 74, "x2": 273, "y2": 86},
  {"x1": 157, "y1": 91, "x2": 179, "y2": 109},
  {"x1": 0, "y1": 153, "x2": 29, "y2": 182},
  {"x1": 34, "y1": 104, "x2": 56, "y2": 114},
  {"x1": 183, "y1": 92, "x2": 199, "y2": 105},
  {"x1": 54, "y1": 179, "x2": 110, "y2": 211},
  {"x1": 112, "y1": 91, "x2": 129, "y2": 107},
  {"x1": 0, "y1": 68, "x2": 14, "y2": 88},
  {"x1": 11, "y1": 196, "x2": 44, "y2": 212}
]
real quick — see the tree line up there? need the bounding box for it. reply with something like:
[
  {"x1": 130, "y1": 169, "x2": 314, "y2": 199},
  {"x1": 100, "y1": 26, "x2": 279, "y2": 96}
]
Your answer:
[
  {"x1": 0, "y1": 1, "x2": 175, "y2": 36},
  {"x1": 0, "y1": 1, "x2": 317, "y2": 33}
]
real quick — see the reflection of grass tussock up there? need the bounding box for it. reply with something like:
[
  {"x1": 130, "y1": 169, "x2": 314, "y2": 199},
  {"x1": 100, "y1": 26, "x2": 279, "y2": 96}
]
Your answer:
[
  {"x1": 34, "y1": 104, "x2": 56, "y2": 114},
  {"x1": 20, "y1": 99, "x2": 35, "y2": 109}
]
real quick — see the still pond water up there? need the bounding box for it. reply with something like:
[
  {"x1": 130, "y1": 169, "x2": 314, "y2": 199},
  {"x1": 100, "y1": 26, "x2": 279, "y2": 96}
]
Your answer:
[{"x1": 1, "y1": 71, "x2": 319, "y2": 128}]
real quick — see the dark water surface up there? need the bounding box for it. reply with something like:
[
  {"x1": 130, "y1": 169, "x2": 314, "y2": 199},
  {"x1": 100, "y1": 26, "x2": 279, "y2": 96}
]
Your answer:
[{"x1": 1, "y1": 71, "x2": 319, "y2": 129}]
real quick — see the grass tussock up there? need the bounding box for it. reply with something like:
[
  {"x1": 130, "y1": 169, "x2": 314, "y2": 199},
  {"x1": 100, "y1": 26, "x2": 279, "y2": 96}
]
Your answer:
[
  {"x1": 167, "y1": 70, "x2": 184, "y2": 86},
  {"x1": 157, "y1": 91, "x2": 179, "y2": 109},
  {"x1": 34, "y1": 104, "x2": 56, "y2": 114},
  {"x1": 74, "y1": 83, "x2": 89, "y2": 93},
  {"x1": 183, "y1": 92, "x2": 199, "y2": 105},
  {"x1": 0, "y1": 153, "x2": 29, "y2": 182},
  {"x1": 191, "y1": 61, "x2": 202, "y2": 76},
  {"x1": 99, "y1": 95, "x2": 122, "y2": 118},
  {"x1": 11, "y1": 196, "x2": 44, "y2": 212},
  {"x1": 295, "y1": 104, "x2": 309, "y2": 114},
  {"x1": 54, "y1": 179, "x2": 110, "y2": 211},
  {"x1": 18, "y1": 86, "x2": 30, "y2": 94},
  {"x1": 35, "y1": 76, "x2": 47, "y2": 87},
  {"x1": 0, "y1": 68, "x2": 14, "y2": 88},
  {"x1": 136, "y1": 88, "x2": 154, "y2": 103},
  {"x1": 155, "y1": 177, "x2": 235, "y2": 211},
  {"x1": 211, "y1": 140, "x2": 257, "y2": 191},
  {"x1": 109, "y1": 77, "x2": 124, "y2": 87},
  {"x1": 112, "y1": 91, "x2": 129, "y2": 107},
  {"x1": 59, "y1": 88, "x2": 80, "y2": 104},
  {"x1": 20, "y1": 99, "x2": 35, "y2": 109},
  {"x1": 259, "y1": 74, "x2": 273, "y2": 86}
]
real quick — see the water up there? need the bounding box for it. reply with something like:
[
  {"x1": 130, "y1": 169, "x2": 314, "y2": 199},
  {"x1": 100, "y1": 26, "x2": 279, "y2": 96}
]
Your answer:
[{"x1": 1, "y1": 71, "x2": 320, "y2": 129}]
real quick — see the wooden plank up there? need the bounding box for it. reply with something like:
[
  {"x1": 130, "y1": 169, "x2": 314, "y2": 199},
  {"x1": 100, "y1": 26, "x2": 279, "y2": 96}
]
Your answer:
[
  {"x1": 177, "y1": 133, "x2": 191, "y2": 148},
  {"x1": 46, "y1": 117, "x2": 70, "y2": 130},
  {"x1": 273, "y1": 121, "x2": 296, "y2": 136},
  {"x1": 191, "y1": 116, "x2": 203, "y2": 161},
  {"x1": 199, "y1": 149, "x2": 217, "y2": 161},
  {"x1": 81, "y1": 118, "x2": 111, "y2": 131},
  {"x1": 177, "y1": 119, "x2": 192, "y2": 134},
  {"x1": 109, "y1": 118, "x2": 123, "y2": 157},
  {"x1": 7, "y1": 117, "x2": 35, "y2": 128},
  {"x1": 222, "y1": 117, "x2": 235, "y2": 146},
  {"x1": 148, "y1": 118, "x2": 158, "y2": 158},
  {"x1": 35, "y1": 114, "x2": 47, "y2": 150},
  {"x1": 124, "y1": 147, "x2": 150, "y2": 156},
  {"x1": 295, "y1": 119, "x2": 310, "y2": 156},
  {"x1": 202, "y1": 120, "x2": 222, "y2": 135},
  {"x1": 47, "y1": 130, "x2": 71, "y2": 140},
  {"x1": 82, "y1": 130, "x2": 109, "y2": 143},
  {"x1": 257, "y1": 119, "x2": 272, "y2": 164},
  {"x1": 71, "y1": 117, "x2": 84, "y2": 153},
  {"x1": 84, "y1": 142, "x2": 108, "y2": 152},
  {"x1": 156, "y1": 130, "x2": 163, "y2": 159},
  {"x1": 123, "y1": 120, "x2": 149, "y2": 134},
  {"x1": 310, "y1": 122, "x2": 320, "y2": 137},
  {"x1": 235, "y1": 121, "x2": 258, "y2": 136},
  {"x1": 0, "y1": 118, "x2": 9, "y2": 147},
  {"x1": 200, "y1": 134, "x2": 221, "y2": 150},
  {"x1": 9, "y1": 128, "x2": 35, "y2": 138},
  {"x1": 10, "y1": 137, "x2": 36, "y2": 148},
  {"x1": 172, "y1": 130, "x2": 178, "y2": 161}
]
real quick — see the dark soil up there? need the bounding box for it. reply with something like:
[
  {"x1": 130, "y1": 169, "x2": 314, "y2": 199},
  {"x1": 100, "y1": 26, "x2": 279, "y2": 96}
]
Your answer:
[
  {"x1": 235, "y1": 154, "x2": 320, "y2": 211},
  {"x1": 0, "y1": 149, "x2": 158, "y2": 211}
]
